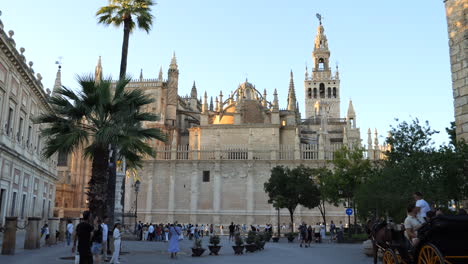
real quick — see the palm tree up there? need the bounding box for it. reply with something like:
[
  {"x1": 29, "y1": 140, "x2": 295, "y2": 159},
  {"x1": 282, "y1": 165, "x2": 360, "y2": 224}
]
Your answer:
[
  {"x1": 36, "y1": 75, "x2": 165, "y2": 218},
  {"x1": 96, "y1": 0, "x2": 155, "y2": 79}
]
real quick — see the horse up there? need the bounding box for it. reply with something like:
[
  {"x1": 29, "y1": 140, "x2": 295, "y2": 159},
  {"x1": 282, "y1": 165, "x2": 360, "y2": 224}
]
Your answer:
[{"x1": 366, "y1": 219, "x2": 410, "y2": 264}]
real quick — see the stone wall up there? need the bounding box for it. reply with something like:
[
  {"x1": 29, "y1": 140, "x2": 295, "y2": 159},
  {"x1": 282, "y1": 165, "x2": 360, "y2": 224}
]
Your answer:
[
  {"x1": 445, "y1": 0, "x2": 468, "y2": 141},
  {"x1": 130, "y1": 160, "x2": 348, "y2": 226}
]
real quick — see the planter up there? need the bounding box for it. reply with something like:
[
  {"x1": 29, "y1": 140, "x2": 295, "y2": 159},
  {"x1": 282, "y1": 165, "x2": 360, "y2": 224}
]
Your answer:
[
  {"x1": 208, "y1": 245, "x2": 222, "y2": 256},
  {"x1": 272, "y1": 237, "x2": 279, "y2": 242},
  {"x1": 232, "y1": 245, "x2": 244, "y2": 255},
  {"x1": 191, "y1": 248, "x2": 206, "y2": 257},
  {"x1": 245, "y1": 244, "x2": 258, "y2": 252},
  {"x1": 287, "y1": 236, "x2": 295, "y2": 242}
]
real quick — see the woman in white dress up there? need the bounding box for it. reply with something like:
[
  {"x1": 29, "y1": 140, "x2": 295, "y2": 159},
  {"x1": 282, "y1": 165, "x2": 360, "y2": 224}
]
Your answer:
[
  {"x1": 320, "y1": 222, "x2": 326, "y2": 241},
  {"x1": 109, "y1": 223, "x2": 121, "y2": 264},
  {"x1": 220, "y1": 225, "x2": 224, "y2": 236}
]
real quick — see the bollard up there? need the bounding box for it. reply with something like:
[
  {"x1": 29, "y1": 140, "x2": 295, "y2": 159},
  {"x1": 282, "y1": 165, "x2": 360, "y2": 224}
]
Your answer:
[
  {"x1": 24, "y1": 217, "x2": 41, "y2": 249},
  {"x1": 48, "y1": 218, "x2": 59, "y2": 245},
  {"x1": 58, "y1": 218, "x2": 67, "y2": 242},
  {"x1": 1, "y1": 217, "x2": 17, "y2": 255}
]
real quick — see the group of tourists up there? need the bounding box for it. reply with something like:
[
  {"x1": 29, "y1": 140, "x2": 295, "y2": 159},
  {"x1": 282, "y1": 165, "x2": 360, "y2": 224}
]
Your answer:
[
  {"x1": 297, "y1": 221, "x2": 344, "y2": 247},
  {"x1": 403, "y1": 191, "x2": 466, "y2": 248},
  {"x1": 136, "y1": 222, "x2": 171, "y2": 241},
  {"x1": 71, "y1": 211, "x2": 121, "y2": 264}
]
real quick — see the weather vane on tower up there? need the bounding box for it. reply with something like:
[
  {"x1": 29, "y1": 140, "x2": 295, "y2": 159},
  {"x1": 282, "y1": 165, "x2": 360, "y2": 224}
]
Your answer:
[{"x1": 316, "y1": 13, "x2": 322, "y2": 25}]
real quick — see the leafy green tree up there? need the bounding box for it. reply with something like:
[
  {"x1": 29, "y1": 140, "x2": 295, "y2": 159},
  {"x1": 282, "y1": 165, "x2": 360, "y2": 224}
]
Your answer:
[
  {"x1": 311, "y1": 167, "x2": 340, "y2": 227},
  {"x1": 35, "y1": 75, "x2": 165, "y2": 218},
  {"x1": 96, "y1": 0, "x2": 155, "y2": 79},
  {"x1": 331, "y1": 144, "x2": 371, "y2": 228},
  {"x1": 264, "y1": 165, "x2": 320, "y2": 232}
]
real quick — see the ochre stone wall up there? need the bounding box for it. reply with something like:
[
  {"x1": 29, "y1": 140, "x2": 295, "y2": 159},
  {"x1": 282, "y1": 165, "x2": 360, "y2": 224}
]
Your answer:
[{"x1": 445, "y1": 0, "x2": 468, "y2": 141}]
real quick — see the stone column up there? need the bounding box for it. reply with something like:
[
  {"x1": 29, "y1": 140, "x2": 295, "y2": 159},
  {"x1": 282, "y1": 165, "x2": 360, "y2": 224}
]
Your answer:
[
  {"x1": 47, "y1": 218, "x2": 59, "y2": 245},
  {"x1": 24, "y1": 217, "x2": 41, "y2": 249},
  {"x1": 167, "y1": 162, "x2": 176, "y2": 223},
  {"x1": 1, "y1": 217, "x2": 17, "y2": 255},
  {"x1": 246, "y1": 162, "x2": 255, "y2": 225},
  {"x1": 58, "y1": 218, "x2": 67, "y2": 241},
  {"x1": 212, "y1": 162, "x2": 221, "y2": 225},
  {"x1": 145, "y1": 165, "x2": 154, "y2": 223},
  {"x1": 190, "y1": 162, "x2": 199, "y2": 224}
]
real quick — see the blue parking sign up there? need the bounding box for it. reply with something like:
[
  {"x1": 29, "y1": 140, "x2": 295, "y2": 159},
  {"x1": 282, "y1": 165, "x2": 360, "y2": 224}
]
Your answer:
[{"x1": 346, "y1": 208, "x2": 353, "y2": 216}]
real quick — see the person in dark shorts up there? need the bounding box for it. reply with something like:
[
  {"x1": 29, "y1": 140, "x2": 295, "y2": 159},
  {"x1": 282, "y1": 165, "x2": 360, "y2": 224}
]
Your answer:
[
  {"x1": 228, "y1": 222, "x2": 235, "y2": 241},
  {"x1": 73, "y1": 211, "x2": 94, "y2": 264}
]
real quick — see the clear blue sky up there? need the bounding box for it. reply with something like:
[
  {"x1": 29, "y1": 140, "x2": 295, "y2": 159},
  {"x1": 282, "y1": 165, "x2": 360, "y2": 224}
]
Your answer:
[{"x1": 1, "y1": 0, "x2": 453, "y2": 145}]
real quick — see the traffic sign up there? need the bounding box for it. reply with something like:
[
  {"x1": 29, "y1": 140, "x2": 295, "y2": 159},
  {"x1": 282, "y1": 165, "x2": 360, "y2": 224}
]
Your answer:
[{"x1": 346, "y1": 208, "x2": 353, "y2": 216}]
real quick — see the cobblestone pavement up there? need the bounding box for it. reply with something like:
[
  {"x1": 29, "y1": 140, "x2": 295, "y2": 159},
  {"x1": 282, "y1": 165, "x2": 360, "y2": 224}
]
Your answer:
[{"x1": 0, "y1": 235, "x2": 370, "y2": 264}]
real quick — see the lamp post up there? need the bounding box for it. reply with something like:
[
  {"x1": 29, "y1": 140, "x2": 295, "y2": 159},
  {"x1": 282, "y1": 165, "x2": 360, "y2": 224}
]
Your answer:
[{"x1": 134, "y1": 180, "x2": 140, "y2": 229}]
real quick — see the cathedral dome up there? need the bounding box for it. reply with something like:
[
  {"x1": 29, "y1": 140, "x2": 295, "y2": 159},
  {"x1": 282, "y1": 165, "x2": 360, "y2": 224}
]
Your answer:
[{"x1": 236, "y1": 79, "x2": 261, "y2": 100}]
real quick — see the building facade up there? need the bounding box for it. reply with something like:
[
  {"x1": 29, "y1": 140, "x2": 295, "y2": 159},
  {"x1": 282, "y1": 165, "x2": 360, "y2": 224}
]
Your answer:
[
  {"x1": 0, "y1": 14, "x2": 58, "y2": 226},
  {"x1": 445, "y1": 0, "x2": 468, "y2": 142},
  {"x1": 118, "y1": 19, "x2": 387, "y2": 226}
]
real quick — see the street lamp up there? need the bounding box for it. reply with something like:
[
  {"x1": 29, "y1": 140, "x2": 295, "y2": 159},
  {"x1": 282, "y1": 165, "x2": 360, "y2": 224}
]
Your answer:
[{"x1": 134, "y1": 180, "x2": 140, "y2": 228}]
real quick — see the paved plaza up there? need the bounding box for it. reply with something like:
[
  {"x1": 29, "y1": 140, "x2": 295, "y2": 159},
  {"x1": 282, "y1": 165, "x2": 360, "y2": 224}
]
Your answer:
[{"x1": 0, "y1": 233, "x2": 370, "y2": 264}]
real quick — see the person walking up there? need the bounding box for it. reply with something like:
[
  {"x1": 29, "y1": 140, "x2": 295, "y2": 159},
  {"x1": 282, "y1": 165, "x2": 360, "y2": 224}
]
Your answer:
[
  {"x1": 164, "y1": 225, "x2": 170, "y2": 242},
  {"x1": 307, "y1": 225, "x2": 313, "y2": 247},
  {"x1": 299, "y1": 223, "x2": 308, "y2": 248},
  {"x1": 73, "y1": 211, "x2": 94, "y2": 264},
  {"x1": 66, "y1": 220, "x2": 74, "y2": 246},
  {"x1": 101, "y1": 217, "x2": 109, "y2": 260},
  {"x1": 148, "y1": 223, "x2": 154, "y2": 241},
  {"x1": 220, "y1": 225, "x2": 224, "y2": 236},
  {"x1": 109, "y1": 223, "x2": 122, "y2": 264},
  {"x1": 168, "y1": 223, "x2": 182, "y2": 259},
  {"x1": 320, "y1": 222, "x2": 326, "y2": 242},
  {"x1": 229, "y1": 222, "x2": 235, "y2": 241},
  {"x1": 42, "y1": 224, "x2": 50, "y2": 246},
  {"x1": 91, "y1": 218, "x2": 103, "y2": 264}
]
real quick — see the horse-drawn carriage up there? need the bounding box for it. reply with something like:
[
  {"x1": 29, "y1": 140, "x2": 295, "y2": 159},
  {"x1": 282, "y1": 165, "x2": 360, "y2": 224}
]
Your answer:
[{"x1": 372, "y1": 215, "x2": 468, "y2": 264}]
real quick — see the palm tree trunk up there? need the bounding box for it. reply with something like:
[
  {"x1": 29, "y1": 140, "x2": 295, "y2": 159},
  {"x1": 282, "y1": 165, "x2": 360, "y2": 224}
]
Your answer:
[
  {"x1": 88, "y1": 147, "x2": 109, "y2": 219},
  {"x1": 119, "y1": 19, "x2": 131, "y2": 79}
]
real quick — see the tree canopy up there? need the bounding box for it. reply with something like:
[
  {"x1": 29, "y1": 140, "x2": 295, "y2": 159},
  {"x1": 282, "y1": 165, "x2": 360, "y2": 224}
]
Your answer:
[{"x1": 264, "y1": 165, "x2": 320, "y2": 232}]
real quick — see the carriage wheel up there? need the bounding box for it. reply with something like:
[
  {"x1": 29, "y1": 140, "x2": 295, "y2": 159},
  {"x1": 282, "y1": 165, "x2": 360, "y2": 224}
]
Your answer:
[
  {"x1": 417, "y1": 243, "x2": 444, "y2": 264},
  {"x1": 383, "y1": 249, "x2": 399, "y2": 264}
]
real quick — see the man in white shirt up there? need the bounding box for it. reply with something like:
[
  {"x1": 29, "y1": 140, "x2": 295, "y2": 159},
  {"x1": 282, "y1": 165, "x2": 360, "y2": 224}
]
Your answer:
[
  {"x1": 102, "y1": 217, "x2": 109, "y2": 259},
  {"x1": 148, "y1": 224, "x2": 155, "y2": 241},
  {"x1": 413, "y1": 192, "x2": 431, "y2": 220},
  {"x1": 66, "y1": 220, "x2": 74, "y2": 246}
]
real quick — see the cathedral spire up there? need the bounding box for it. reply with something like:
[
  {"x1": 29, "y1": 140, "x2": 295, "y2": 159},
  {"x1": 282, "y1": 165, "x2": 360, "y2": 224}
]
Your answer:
[
  {"x1": 139, "y1": 68, "x2": 143, "y2": 80},
  {"x1": 287, "y1": 70, "x2": 297, "y2": 111},
  {"x1": 374, "y1": 128, "x2": 379, "y2": 149},
  {"x1": 305, "y1": 65, "x2": 309, "y2": 79},
  {"x1": 191, "y1": 81, "x2": 197, "y2": 98},
  {"x1": 272, "y1": 88, "x2": 279, "y2": 111},
  {"x1": 202, "y1": 91, "x2": 208, "y2": 114},
  {"x1": 335, "y1": 64, "x2": 339, "y2": 79},
  {"x1": 52, "y1": 65, "x2": 61, "y2": 96},
  {"x1": 347, "y1": 99, "x2": 356, "y2": 118},
  {"x1": 209, "y1": 96, "x2": 214, "y2": 111},
  {"x1": 367, "y1": 128, "x2": 372, "y2": 150},
  {"x1": 158, "y1": 66, "x2": 163, "y2": 81},
  {"x1": 170, "y1": 51, "x2": 178, "y2": 69},
  {"x1": 95, "y1": 56, "x2": 103, "y2": 83},
  {"x1": 262, "y1": 88, "x2": 267, "y2": 107}
]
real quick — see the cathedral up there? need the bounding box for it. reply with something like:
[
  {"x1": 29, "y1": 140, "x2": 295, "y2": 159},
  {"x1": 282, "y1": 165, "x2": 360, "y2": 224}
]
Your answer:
[{"x1": 55, "y1": 18, "x2": 387, "y2": 225}]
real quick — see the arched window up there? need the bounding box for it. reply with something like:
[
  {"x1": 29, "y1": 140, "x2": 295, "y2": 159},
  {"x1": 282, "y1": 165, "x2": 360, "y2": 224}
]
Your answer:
[
  {"x1": 313, "y1": 88, "x2": 317, "y2": 98},
  {"x1": 318, "y1": 58, "x2": 325, "y2": 70},
  {"x1": 319, "y1": 83, "x2": 325, "y2": 98},
  {"x1": 333, "y1": 87, "x2": 337, "y2": 98},
  {"x1": 327, "y1": 87, "x2": 331, "y2": 98},
  {"x1": 308, "y1": 88, "x2": 312, "y2": 99}
]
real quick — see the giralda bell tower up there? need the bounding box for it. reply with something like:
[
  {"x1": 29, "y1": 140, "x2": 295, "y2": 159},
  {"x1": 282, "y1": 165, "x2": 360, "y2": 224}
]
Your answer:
[{"x1": 304, "y1": 15, "x2": 341, "y2": 119}]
